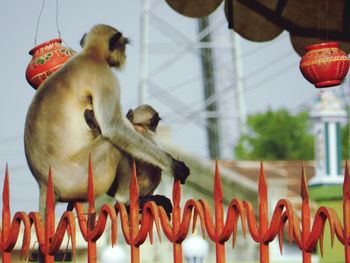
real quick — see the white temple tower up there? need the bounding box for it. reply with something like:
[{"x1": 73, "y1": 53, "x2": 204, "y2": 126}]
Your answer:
[{"x1": 309, "y1": 90, "x2": 347, "y2": 185}]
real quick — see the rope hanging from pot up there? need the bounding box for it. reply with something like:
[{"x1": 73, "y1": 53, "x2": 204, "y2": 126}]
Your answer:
[
  {"x1": 33, "y1": 0, "x2": 62, "y2": 46},
  {"x1": 55, "y1": 0, "x2": 62, "y2": 40},
  {"x1": 34, "y1": 0, "x2": 45, "y2": 46}
]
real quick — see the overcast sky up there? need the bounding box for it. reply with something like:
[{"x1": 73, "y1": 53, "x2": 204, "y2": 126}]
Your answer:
[{"x1": 1, "y1": 0, "x2": 342, "y2": 212}]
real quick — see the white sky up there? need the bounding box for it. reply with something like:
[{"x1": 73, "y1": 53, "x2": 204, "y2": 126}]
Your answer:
[{"x1": 1, "y1": 0, "x2": 342, "y2": 212}]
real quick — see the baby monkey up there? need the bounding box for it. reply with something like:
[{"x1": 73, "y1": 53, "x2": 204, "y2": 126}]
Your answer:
[{"x1": 85, "y1": 105, "x2": 171, "y2": 213}]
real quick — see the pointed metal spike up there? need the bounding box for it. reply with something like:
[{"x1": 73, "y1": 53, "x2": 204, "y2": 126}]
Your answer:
[
  {"x1": 288, "y1": 220, "x2": 293, "y2": 245},
  {"x1": 300, "y1": 163, "x2": 309, "y2": 200},
  {"x1": 258, "y1": 160, "x2": 269, "y2": 238},
  {"x1": 3, "y1": 163, "x2": 10, "y2": 210},
  {"x1": 46, "y1": 167, "x2": 55, "y2": 211},
  {"x1": 279, "y1": 234, "x2": 283, "y2": 255},
  {"x1": 232, "y1": 232, "x2": 237, "y2": 249},
  {"x1": 278, "y1": 227, "x2": 285, "y2": 255},
  {"x1": 258, "y1": 161, "x2": 267, "y2": 202},
  {"x1": 154, "y1": 216, "x2": 162, "y2": 243},
  {"x1": 319, "y1": 233, "x2": 324, "y2": 257},
  {"x1": 149, "y1": 223, "x2": 154, "y2": 245},
  {"x1": 330, "y1": 225, "x2": 335, "y2": 248},
  {"x1": 213, "y1": 160, "x2": 223, "y2": 204},
  {"x1": 2, "y1": 163, "x2": 11, "y2": 239}
]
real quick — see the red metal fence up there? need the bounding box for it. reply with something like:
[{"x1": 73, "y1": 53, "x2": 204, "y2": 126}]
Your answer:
[{"x1": 1, "y1": 160, "x2": 350, "y2": 263}]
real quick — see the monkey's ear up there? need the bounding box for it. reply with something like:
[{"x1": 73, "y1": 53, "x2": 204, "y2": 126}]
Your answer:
[
  {"x1": 126, "y1": 109, "x2": 134, "y2": 121},
  {"x1": 80, "y1": 33, "x2": 87, "y2": 48},
  {"x1": 109, "y1": 32, "x2": 123, "y2": 51}
]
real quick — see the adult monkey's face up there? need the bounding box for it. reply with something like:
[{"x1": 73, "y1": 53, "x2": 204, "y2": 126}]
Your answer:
[
  {"x1": 79, "y1": 24, "x2": 130, "y2": 68},
  {"x1": 107, "y1": 31, "x2": 129, "y2": 68}
]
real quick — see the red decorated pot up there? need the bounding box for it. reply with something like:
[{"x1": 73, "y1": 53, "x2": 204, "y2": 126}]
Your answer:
[
  {"x1": 299, "y1": 42, "x2": 349, "y2": 88},
  {"x1": 25, "y1": 38, "x2": 76, "y2": 89}
]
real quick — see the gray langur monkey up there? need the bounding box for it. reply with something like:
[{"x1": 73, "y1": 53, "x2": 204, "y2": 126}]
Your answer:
[
  {"x1": 108, "y1": 104, "x2": 163, "y2": 200},
  {"x1": 24, "y1": 24, "x2": 190, "y2": 217},
  {"x1": 85, "y1": 104, "x2": 171, "y2": 212},
  {"x1": 84, "y1": 104, "x2": 163, "y2": 199}
]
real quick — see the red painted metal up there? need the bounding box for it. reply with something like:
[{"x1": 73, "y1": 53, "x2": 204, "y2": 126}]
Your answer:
[
  {"x1": 200, "y1": 161, "x2": 245, "y2": 263},
  {"x1": 1, "y1": 165, "x2": 31, "y2": 263},
  {"x1": 158, "y1": 176, "x2": 205, "y2": 263},
  {"x1": 332, "y1": 161, "x2": 350, "y2": 262},
  {"x1": 1, "y1": 160, "x2": 350, "y2": 262},
  {"x1": 2, "y1": 165, "x2": 11, "y2": 263},
  {"x1": 71, "y1": 158, "x2": 119, "y2": 263},
  {"x1": 279, "y1": 166, "x2": 340, "y2": 262},
  {"x1": 28, "y1": 169, "x2": 76, "y2": 262},
  {"x1": 213, "y1": 161, "x2": 225, "y2": 263},
  {"x1": 87, "y1": 159, "x2": 97, "y2": 263},
  {"x1": 244, "y1": 162, "x2": 294, "y2": 263},
  {"x1": 300, "y1": 165, "x2": 312, "y2": 263},
  {"x1": 258, "y1": 161, "x2": 269, "y2": 263},
  {"x1": 171, "y1": 179, "x2": 182, "y2": 263}
]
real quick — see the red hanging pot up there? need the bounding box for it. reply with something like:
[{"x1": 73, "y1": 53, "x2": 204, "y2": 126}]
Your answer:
[
  {"x1": 299, "y1": 42, "x2": 350, "y2": 88},
  {"x1": 25, "y1": 38, "x2": 76, "y2": 89}
]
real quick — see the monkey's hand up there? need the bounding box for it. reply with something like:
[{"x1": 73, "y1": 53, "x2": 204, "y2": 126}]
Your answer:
[{"x1": 171, "y1": 158, "x2": 190, "y2": 184}]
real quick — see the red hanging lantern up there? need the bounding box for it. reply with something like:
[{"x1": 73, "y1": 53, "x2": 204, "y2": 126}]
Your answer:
[
  {"x1": 299, "y1": 42, "x2": 350, "y2": 88},
  {"x1": 25, "y1": 38, "x2": 76, "y2": 89}
]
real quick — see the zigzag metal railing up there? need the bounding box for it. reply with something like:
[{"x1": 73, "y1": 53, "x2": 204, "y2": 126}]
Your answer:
[{"x1": 0, "y1": 160, "x2": 350, "y2": 263}]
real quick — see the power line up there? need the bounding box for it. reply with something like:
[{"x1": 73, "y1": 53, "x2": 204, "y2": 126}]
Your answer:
[
  {"x1": 246, "y1": 60, "x2": 298, "y2": 92},
  {"x1": 137, "y1": 50, "x2": 295, "y2": 123},
  {"x1": 149, "y1": 54, "x2": 298, "y2": 126},
  {"x1": 240, "y1": 33, "x2": 288, "y2": 59},
  {"x1": 244, "y1": 50, "x2": 294, "y2": 80}
]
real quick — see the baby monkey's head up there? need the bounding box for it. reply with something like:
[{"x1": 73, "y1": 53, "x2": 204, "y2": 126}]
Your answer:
[{"x1": 126, "y1": 104, "x2": 161, "y2": 133}]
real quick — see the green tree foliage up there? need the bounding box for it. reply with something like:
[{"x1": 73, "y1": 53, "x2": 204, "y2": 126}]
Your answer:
[{"x1": 235, "y1": 109, "x2": 314, "y2": 160}]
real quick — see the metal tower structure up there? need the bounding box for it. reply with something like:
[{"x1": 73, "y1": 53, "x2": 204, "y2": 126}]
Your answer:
[
  {"x1": 138, "y1": 0, "x2": 247, "y2": 159},
  {"x1": 198, "y1": 16, "x2": 221, "y2": 159}
]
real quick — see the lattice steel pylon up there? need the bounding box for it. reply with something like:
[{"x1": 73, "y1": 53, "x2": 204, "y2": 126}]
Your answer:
[{"x1": 138, "y1": 0, "x2": 247, "y2": 159}]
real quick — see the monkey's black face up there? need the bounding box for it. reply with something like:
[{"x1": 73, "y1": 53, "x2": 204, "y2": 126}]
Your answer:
[
  {"x1": 149, "y1": 114, "x2": 161, "y2": 132},
  {"x1": 108, "y1": 31, "x2": 129, "y2": 68},
  {"x1": 109, "y1": 32, "x2": 129, "y2": 52}
]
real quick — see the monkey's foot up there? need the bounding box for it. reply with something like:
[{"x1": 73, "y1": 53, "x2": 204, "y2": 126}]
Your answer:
[
  {"x1": 139, "y1": 195, "x2": 172, "y2": 216},
  {"x1": 125, "y1": 195, "x2": 172, "y2": 219},
  {"x1": 66, "y1": 201, "x2": 75, "y2": 211}
]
